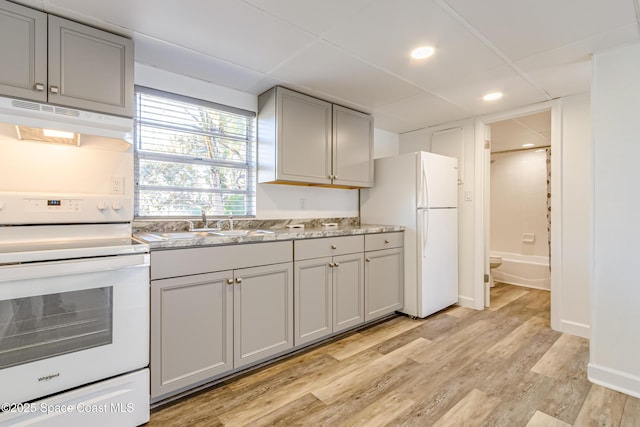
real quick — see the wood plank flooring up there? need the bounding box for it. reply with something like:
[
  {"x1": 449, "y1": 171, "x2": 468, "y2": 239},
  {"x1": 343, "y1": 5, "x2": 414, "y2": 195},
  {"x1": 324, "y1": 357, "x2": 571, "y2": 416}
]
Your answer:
[{"x1": 147, "y1": 283, "x2": 640, "y2": 426}]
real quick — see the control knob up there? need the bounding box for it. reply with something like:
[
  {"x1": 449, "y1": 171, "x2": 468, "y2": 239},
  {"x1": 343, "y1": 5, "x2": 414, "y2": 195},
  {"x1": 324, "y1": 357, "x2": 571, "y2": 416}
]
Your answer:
[
  {"x1": 97, "y1": 200, "x2": 107, "y2": 211},
  {"x1": 112, "y1": 200, "x2": 122, "y2": 211}
]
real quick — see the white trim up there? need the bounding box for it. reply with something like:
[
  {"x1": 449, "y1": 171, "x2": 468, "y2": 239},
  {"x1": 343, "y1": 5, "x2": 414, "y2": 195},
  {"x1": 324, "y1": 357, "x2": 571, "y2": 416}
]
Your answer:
[
  {"x1": 561, "y1": 320, "x2": 590, "y2": 339},
  {"x1": 457, "y1": 295, "x2": 475, "y2": 308},
  {"x1": 588, "y1": 363, "x2": 640, "y2": 399}
]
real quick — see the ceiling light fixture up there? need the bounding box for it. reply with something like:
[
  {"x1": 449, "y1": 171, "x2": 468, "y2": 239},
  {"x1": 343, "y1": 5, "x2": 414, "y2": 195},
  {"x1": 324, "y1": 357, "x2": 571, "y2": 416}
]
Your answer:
[
  {"x1": 522, "y1": 143, "x2": 535, "y2": 148},
  {"x1": 410, "y1": 46, "x2": 434, "y2": 60},
  {"x1": 482, "y1": 92, "x2": 503, "y2": 101},
  {"x1": 43, "y1": 129, "x2": 75, "y2": 139}
]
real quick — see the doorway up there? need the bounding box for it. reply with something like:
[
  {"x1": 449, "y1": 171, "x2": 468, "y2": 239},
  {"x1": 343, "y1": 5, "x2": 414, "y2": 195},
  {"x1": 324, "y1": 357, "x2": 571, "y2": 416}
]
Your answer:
[
  {"x1": 477, "y1": 101, "x2": 560, "y2": 322},
  {"x1": 485, "y1": 110, "x2": 551, "y2": 307}
]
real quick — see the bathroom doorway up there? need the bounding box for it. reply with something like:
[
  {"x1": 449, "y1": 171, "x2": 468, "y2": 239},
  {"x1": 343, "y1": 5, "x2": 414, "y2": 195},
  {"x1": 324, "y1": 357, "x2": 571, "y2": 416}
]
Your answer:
[{"x1": 485, "y1": 109, "x2": 552, "y2": 307}]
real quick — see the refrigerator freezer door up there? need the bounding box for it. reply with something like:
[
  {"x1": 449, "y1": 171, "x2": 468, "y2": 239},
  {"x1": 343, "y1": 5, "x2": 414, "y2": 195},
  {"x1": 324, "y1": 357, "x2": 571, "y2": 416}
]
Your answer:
[
  {"x1": 418, "y1": 152, "x2": 458, "y2": 208},
  {"x1": 418, "y1": 208, "x2": 458, "y2": 318}
]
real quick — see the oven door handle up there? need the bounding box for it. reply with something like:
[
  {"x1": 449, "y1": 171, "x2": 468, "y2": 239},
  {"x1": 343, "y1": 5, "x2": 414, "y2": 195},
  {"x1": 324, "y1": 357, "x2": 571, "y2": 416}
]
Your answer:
[{"x1": 0, "y1": 253, "x2": 149, "y2": 283}]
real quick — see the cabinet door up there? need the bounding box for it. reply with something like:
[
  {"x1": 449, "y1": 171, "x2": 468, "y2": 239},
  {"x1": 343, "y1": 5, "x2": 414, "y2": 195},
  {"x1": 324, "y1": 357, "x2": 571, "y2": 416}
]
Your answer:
[
  {"x1": 48, "y1": 15, "x2": 134, "y2": 117},
  {"x1": 332, "y1": 253, "x2": 365, "y2": 333},
  {"x1": 294, "y1": 257, "x2": 332, "y2": 346},
  {"x1": 365, "y1": 248, "x2": 404, "y2": 321},
  {"x1": 332, "y1": 105, "x2": 374, "y2": 187},
  {"x1": 234, "y1": 262, "x2": 293, "y2": 368},
  {"x1": 277, "y1": 88, "x2": 332, "y2": 184},
  {"x1": 150, "y1": 271, "x2": 233, "y2": 399},
  {"x1": 0, "y1": 0, "x2": 47, "y2": 102}
]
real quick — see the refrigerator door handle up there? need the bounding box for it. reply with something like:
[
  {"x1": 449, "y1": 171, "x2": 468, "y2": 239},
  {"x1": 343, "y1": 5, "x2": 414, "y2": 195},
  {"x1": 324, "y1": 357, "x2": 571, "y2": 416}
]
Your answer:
[
  {"x1": 420, "y1": 166, "x2": 428, "y2": 208},
  {"x1": 422, "y1": 210, "x2": 428, "y2": 258}
]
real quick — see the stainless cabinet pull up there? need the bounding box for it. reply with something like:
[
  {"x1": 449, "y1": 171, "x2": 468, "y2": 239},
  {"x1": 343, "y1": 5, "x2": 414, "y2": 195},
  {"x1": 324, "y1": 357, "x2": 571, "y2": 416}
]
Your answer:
[
  {"x1": 366, "y1": 258, "x2": 371, "y2": 262},
  {"x1": 34, "y1": 83, "x2": 44, "y2": 91},
  {"x1": 384, "y1": 239, "x2": 390, "y2": 244},
  {"x1": 333, "y1": 262, "x2": 340, "y2": 267},
  {"x1": 235, "y1": 277, "x2": 242, "y2": 284},
  {"x1": 331, "y1": 244, "x2": 337, "y2": 249},
  {"x1": 49, "y1": 85, "x2": 59, "y2": 94},
  {"x1": 329, "y1": 262, "x2": 334, "y2": 268},
  {"x1": 226, "y1": 278, "x2": 233, "y2": 285}
]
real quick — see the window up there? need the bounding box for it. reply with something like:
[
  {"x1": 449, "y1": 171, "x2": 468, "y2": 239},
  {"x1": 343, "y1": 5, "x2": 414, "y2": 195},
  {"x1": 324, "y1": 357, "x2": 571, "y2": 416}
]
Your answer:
[{"x1": 134, "y1": 86, "x2": 256, "y2": 218}]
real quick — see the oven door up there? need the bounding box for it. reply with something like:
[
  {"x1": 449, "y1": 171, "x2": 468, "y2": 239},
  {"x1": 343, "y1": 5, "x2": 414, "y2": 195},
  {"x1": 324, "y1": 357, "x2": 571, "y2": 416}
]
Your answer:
[{"x1": 0, "y1": 253, "x2": 149, "y2": 404}]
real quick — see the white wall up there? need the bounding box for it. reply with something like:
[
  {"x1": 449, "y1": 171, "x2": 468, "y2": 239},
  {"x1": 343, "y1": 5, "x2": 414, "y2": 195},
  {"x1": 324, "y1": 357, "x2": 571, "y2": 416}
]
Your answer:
[
  {"x1": 589, "y1": 42, "x2": 640, "y2": 398},
  {"x1": 490, "y1": 150, "x2": 549, "y2": 257},
  {"x1": 399, "y1": 119, "x2": 480, "y2": 309},
  {"x1": 136, "y1": 63, "x2": 389, "y2": 220},
  {"x1": 560, "y1": 92, "x2": 591, "y2": 337}
]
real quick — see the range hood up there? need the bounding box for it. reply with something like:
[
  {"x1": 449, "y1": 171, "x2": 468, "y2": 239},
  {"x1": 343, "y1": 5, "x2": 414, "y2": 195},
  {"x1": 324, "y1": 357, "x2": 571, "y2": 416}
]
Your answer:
[{"x1": 0, "y1": 95, "x2": 133, "y2": 143}]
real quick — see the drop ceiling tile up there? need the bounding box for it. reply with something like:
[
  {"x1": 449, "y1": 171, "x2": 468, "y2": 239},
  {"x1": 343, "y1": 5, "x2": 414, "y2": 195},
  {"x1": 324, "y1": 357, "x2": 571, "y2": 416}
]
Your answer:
[
  {"x1": 324, "y1": 0, "x2": 506, "y2": 91},
  {"x1": 516, "y1": 111, "x2": 552, "y2": 133},
  {"x1": 375, "y1": 92, "x2": 473, "y2": 132},
  {"x1": 241, "y1": 0, "x2": 375, "y2": 36},
  {"x1": 433, "y1": 65, "x2": 549, "y2": 116},
  {"x1": 442, "y1": 0, "x2": 638, "y2": 61},
  {"x1": 48, "y1": 0, "x2": 315, "y2": 72},
  {"x1": 270, "y1": 41, "x2": 424, "y2": 108},
  {"x1": 371, "y1": 111, "x2": 423, "y2": 134},
  {"x1": 522, "y1": 60, "x2": 592, "y2": 99},
  {"x1": 134, "y1": 34, "x2": 265, "y2": 91}
]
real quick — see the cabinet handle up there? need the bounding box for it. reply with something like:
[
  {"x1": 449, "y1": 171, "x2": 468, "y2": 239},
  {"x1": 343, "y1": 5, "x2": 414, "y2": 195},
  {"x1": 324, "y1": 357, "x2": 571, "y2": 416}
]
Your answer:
[
  {"x1": 226, "y1": 278, "x2": 233, "y2": 285},
  {"x1": 331, "y1": 244, "x2": 337, "y2": 250},
  {"x1": 49, "y1": 85, "x2": 59, "y2": 94},
  {"x1": 34, "y1": 83, "x2": 44, "y2": 91},
  {"x1": 235, "y1": 277, "x2": 242, "y2": 284},
  {"x1": 333, "y1": 262, "x2": 340, "y2": 267},
  {"x1": 329, "y1": 262, "x2": 334, "y2": 268},
  {"x1": 366, "y1": 258, "x2": 371, "y2": 262},
  {"x1": 384, "y1": 239, "x2": 390, "y2": 244}
]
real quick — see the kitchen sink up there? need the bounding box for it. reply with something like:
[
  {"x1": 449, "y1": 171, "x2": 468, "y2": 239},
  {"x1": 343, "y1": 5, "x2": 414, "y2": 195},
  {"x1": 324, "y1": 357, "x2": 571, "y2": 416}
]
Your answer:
[{"x1": 212, "y1": 229, "x2": 275, "y2": 236}]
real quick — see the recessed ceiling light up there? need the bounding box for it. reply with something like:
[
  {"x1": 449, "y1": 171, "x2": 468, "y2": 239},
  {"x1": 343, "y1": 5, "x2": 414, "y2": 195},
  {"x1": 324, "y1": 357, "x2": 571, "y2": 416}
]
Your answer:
[
  {"x1": 43, "y1": 129, "x2": 75, "y2": 139},
  {"x1": 482, "y1": 92, "x2": 503, "y2": 101},
  {"x1": 410, "y1": 46, "x2": 434, "y2": 60},
  {"x1": 522, "y1": 143, "x2": 535, "y2": 148}
]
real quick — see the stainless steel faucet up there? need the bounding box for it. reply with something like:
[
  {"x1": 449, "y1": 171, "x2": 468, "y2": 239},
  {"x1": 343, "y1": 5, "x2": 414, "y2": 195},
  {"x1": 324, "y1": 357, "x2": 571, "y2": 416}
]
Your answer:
[
  {"x1": 217, "y1": 214, "x2": 234, "y2": 230},
  {"x1": 201, "y1": 209, "x2": 207, "y2": 228}
]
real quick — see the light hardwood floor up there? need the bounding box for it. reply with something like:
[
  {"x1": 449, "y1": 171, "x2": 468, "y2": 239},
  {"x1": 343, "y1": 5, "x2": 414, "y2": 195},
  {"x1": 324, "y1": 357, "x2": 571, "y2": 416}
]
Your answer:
[{"x1": 148, "y1": 283, "x2": 640, "y2": 426}]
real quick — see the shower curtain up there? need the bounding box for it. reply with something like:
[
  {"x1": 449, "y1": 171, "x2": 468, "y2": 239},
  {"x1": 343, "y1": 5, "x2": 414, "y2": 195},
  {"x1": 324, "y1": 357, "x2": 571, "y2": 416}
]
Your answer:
[{"x1": 546, "y1": 148, "x2": 551, "y2": 270}]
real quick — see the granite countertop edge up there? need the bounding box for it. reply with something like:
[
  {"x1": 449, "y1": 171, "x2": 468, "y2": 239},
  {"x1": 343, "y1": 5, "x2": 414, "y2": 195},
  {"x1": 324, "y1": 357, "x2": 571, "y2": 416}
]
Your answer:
[{"x1": 134, "y1": 224, "x2": 405, "y2": 250}]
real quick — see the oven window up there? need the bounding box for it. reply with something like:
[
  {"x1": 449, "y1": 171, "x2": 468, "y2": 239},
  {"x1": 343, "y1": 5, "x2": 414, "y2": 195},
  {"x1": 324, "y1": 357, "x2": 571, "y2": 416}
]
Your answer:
[{"x1": 0, "y1": 287, "x2": 113, "y2": 369}]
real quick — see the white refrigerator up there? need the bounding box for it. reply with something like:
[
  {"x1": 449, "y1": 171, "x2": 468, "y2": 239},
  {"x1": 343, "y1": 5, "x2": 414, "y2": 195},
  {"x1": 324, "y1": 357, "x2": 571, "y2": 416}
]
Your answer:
[{"x1": 361, "y1": 151, "x2": 458, "y2": 318}]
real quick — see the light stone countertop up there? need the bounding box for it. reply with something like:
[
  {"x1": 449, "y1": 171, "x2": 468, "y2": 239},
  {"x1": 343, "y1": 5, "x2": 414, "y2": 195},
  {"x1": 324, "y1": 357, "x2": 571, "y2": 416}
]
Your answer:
[{"x1": 133, "y1": 224, "x2": 404, "y2": 250}]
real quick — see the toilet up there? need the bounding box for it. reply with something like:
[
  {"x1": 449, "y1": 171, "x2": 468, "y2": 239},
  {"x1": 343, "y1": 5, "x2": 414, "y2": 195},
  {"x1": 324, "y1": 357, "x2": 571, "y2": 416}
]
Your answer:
[{"x1": 489, "y1": 255, "x2": 502, "y2": 287}]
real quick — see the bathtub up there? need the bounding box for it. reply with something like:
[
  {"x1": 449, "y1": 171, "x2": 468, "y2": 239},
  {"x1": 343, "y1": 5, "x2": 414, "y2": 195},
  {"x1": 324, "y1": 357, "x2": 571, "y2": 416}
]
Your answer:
[{"x1": 490, "y1": 251, "x2": 550, "y2": 291}]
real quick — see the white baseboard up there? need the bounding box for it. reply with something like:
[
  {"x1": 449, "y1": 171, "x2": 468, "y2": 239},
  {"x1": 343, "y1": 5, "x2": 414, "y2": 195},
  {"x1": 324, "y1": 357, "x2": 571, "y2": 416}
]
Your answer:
[
  {"x1": 588, "y1": 363, "x2": 640, "y2": 399},
  {"x1": 559, "y1": 319, "x2": 590, "y2": 339},
  {"x1": 457, "y1": 295, "x2": 477, "y2": 309}
]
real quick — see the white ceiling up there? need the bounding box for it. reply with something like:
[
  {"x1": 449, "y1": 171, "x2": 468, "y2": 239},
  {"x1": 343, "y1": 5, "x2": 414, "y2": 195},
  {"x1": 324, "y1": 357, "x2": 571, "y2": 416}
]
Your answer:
[{"x1": 14, "y1": 0, "x2": 640, "y2": 134}]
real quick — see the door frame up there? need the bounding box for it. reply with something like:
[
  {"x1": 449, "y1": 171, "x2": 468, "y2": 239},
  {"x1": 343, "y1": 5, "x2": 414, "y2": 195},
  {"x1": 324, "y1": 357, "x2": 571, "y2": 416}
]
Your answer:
[{"x1": 475, "y1": 99, "x2": 562, "y2": 331}]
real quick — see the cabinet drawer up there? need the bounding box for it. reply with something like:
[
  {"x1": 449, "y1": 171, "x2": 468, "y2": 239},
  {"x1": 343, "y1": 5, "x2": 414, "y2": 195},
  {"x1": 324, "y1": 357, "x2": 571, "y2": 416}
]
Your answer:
[
  {"x1": 151, "y1": 241, "x2": 293, "y2": 280},
  {"x1": 365, "y1": 232, "x2": 404, "y2": 251},
  {"x1": 294, "y1": 235, "x2": 364, "y2": 260}
]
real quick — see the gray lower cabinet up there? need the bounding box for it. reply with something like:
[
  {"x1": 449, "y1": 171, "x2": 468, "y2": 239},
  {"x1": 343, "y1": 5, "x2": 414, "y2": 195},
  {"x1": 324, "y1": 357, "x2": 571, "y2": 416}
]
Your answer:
[
  {"x1": 233, "y1": 263, "x2": 294, "y2": 369},
  {"x1": 0, "y1": 0, "x2": 133, "y2": 116},
  {"x1": 151, "y1": 271, "x2": 233, "y2": 399},
  {"x1": 364, "y1": 232, "x2": 404, "y2": 321},
  {"x1": 294, "y1": 236, "x2": 365, "y2": 346},
  {"x1": 150, "y1": 241, "x2": 293, "y2": 400}
]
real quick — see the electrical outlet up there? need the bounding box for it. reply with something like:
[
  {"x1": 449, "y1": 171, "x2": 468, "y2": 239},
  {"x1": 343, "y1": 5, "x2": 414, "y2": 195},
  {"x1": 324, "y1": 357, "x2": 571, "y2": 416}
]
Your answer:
[
  {"x1": 299, "y1": 198, "x2": 307, "y2": 210},
  {"x1": 111, "y1": 176, "x2": 124, "y2": 194}
]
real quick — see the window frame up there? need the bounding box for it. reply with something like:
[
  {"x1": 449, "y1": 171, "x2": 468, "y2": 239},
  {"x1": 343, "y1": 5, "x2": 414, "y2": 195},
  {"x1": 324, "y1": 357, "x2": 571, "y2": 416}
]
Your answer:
[{"x1": 133, "y1": 85, "x2": 257, "y2": 219}]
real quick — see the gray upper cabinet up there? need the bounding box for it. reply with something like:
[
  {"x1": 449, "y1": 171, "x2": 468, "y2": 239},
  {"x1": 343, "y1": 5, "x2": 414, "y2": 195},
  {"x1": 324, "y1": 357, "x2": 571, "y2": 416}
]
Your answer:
[
  {"x1": 258, "y1": 86, "x2": 374, "y2": 188},
  {"x1": 332, "y1": 105, "x2": 374, "y2": 188},
  {"x1": 0, "y1": 0, "x2": 47, "y2": 102},
  {"x1": 47, "y1": 15, "x2": 133, "y2": 117},
  {"x1": 0, "y1": 1, "x2": 133, "y2": 117}
]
